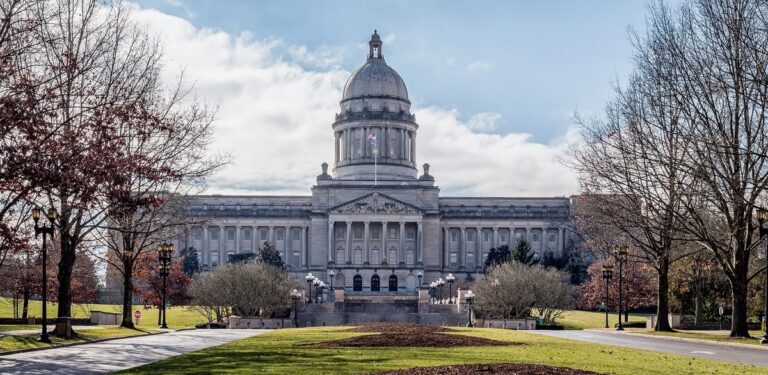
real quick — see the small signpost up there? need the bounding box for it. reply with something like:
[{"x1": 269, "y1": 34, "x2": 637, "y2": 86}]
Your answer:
[
  {"x1": 134, "y1": 310, "x2": 142, "y2": 325},
  {"x1": 718, "y1": 305, "x2": 724, "y2": 330}
]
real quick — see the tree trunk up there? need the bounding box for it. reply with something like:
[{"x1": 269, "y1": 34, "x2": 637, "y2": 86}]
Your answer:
[
  {"x1": 694, "y1": 260, "x2": 703, "y2": 326},
  {"x1": 21, "y1": 287, "x2": 30, "y2": 320},
  {"x1": 655, "y1": 256, "x2": 674, "y2": 331},
  {"x1": 731, "y1": 278, "x2": 751, "y2": 337},
  {"x1": 121, "y1": 260, "x2": 135, "y2": 329},
  {"x1": 55, "y1": 229, "x2": 77, "y2": 337}
]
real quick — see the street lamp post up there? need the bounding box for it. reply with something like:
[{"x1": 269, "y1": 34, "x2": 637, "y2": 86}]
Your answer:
[
  {"x1": 416, "y1": 271, "x2": 423, "y2": 289},
  {"x1": 756, "y1": 208, "x2": 768, "y2": 343},
  {"x1": 602, "y1": 264, "x2": 614, "y2": 329},
  {"x1": 615, "y1": 245, "x2": 628, "y2": 331},
  {"x1": 313, "y1": 278, "x2": 321, "y2": 303},
  {"x1": 290, "y1": 289, "x2": 301, "y2": 327},
  {"x1": 437, "y1": 278, "x2": 445, "y2": 303},
  {"x1": 305, "y1": 273, "x2": 314, "y2": 303},
  {"x1": 429, "y1": 281, "x2": 437, "y2": 303},
  {"x1": 328, "y1": 270, "x2": 335, "y2": 303},
  {"x1": 158, "y1": 243, "x2": 174, "y2": 329},
  {"x1": 465, "y1": 290, "x2": 475, "y2": 327},
  {"x1": 32, "y1": 207, "x2": 57, "y2": 343},
  {"x1": 446, "y1": 273, "x2": 455, "y2": 303}
]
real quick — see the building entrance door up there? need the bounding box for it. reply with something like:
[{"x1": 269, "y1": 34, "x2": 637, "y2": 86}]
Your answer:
[
  {"x1": 388, "y1": 275, "x2": 398, "y2": 292},
  {"x1": 353, "y1": 275, "x2": 362, "y2": 291},
  {"x1": 371, "y1": 275, "x2": 380, "y2": 291}
]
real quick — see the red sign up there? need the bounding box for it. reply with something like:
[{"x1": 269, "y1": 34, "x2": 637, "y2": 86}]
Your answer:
[{"x1": 134, "y1": 310, "x2": 142, "y2": 319}]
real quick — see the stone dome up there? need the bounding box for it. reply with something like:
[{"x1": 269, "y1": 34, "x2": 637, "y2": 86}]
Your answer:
[
  {"x1": 341, "y1": 30, "x2": 409, "y2": 103},
  {"x1": 342, "y1": 59, "x2": 409, "y2": 102}
]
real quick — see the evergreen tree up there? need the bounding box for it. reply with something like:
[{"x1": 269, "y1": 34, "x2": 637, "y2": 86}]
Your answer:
[
  {"x1": 181, "y1": 247, "x2": 200, "y2": 275},
  {"x1": 512, "y1": 239, "x2": 537, "y2": 266},
  {"x1": 484, "y1": 245, "x2": 511, "y2": 270},
  {"x1": 257, "y1": 241, "x2": 285, "y2": 269},
  {"x1": 228, "y1": 252, "x2": 256, "y2": 264}
]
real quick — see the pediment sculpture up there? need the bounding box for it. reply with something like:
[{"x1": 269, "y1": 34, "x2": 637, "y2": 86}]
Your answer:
[{"x1": 332, "y1": 193, "x2": 421, "y2": 214}]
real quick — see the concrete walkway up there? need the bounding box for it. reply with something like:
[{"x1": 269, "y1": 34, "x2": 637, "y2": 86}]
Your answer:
[
  {"x1": 0, "y1": 329, "x2": 269, "y2": 374},
  {"x1": 529, "y1": 329, "x2": 768, "y2": 367}
]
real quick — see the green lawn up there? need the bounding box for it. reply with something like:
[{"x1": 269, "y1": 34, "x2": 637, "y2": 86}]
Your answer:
[
  {"x1": 0, "y1": 326, "x2": 158, "y2": 353},
  {"x1": 0, "y1": 298, "x2": 205, "y2": 330},
  {"x1": 118, "y1": 326, "x2": 765, "y2": 375},
  {"x1": 637, "y1": 330, "x2": 766, "y2": 346},
  {"x1": 558, "y1": 310, "x2": 646, "y2": 330}
]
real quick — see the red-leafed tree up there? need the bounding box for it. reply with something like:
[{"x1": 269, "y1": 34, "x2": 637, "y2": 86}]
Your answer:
[
  {"x1": 578, "y1": 256, "x2": 657, "y2": 313},
  {"x1": 132, "y1": 251, "x2": 191, "y2": 309},
  {"x1": 0, "y1": 226, "x2": 39, "y2": 319}
]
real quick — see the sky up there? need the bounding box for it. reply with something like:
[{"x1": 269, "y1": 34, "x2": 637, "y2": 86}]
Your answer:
[{"x1": 128, "y1": 0, "x2": 656, "y2": 197}]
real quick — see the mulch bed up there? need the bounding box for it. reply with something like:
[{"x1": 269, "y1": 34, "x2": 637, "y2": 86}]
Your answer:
[
  {"x1": 368, "y1": 363, "x2": 603, "y2": 375},
  {"x1": 312, "y1": 322, "x2": 514, "y2": 348}
]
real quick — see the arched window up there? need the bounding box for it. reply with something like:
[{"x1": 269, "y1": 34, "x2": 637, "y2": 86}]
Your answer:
[
  {"x1": 371, "y1": 275, "x2": 380, "y2": 292},
  {"x1": 353, "y1": 275, "x2": 363, "y2": 292},
  {"x1": 388, "y1": 275, "x2": 398, "y2": 292}
]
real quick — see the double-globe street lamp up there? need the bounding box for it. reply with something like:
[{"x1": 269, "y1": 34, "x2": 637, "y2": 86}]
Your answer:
[
  {"x1": 429, "y1": 281, "x2": 437, "y2": 303},
  {"x1": 328, "y1": 270, "x2": 335, "y2": 302},
  {"x1": 602, "y1": 264, "x2": 614, "y2": 329},
  {"x1": 446, "y1": 273, "x2": 456, "y2": 303},
  {"x1": 615, "y1": 245, "x2": 629, "y2": 331},
  {"x1": 290, "y1": 288, "x2": 302, "y2": 327},
  {"x1": 436, "y1": 278, "x2": 445, "y2": 303},
  {"x1": 305, "y1": 273, "x2": 314, "y2": 303},
  {"x1": 465, "y1": 290, "x2": 475, "y2": 327},
  {"x1": 313, "y1": 278, "x2": 322, "y2": 303},
  {"x1": 417, "y1": 271, "x2": 423, "y2": 289},
  {"x1": 158, "y1": 243, "x2": 174, "y2": 329},
  {"x1": 31, "y1": 207, "x2": 58, "y2": 343},
  {"x1": 756, "y1": 208, "x2": 768, "y2": 343}
]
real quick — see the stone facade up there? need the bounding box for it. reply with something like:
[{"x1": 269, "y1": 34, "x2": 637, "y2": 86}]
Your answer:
[{"x1": 178, "y1": 31, "x2": 574, "y2": 292}]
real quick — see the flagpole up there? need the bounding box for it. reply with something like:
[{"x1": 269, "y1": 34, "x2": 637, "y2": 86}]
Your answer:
[{"x1": 374, "y1": 147, "x2": 377, "y2": 186}]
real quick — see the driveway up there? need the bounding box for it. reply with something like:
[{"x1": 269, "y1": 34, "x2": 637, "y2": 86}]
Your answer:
[
  {"x1": 529, "y1": 329, "x2": 768, "y2": 367},
  {"x1": 0, "y1": 329, "x2": 269, "y2": 374}
]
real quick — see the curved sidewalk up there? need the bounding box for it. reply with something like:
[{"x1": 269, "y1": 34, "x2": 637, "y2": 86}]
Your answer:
[
  {"x1": 529, "y1": 329, "x2": 768, "y2": 368},
  {"x1": 0, "y1": 329, "x2": 269, "y2": 374}
]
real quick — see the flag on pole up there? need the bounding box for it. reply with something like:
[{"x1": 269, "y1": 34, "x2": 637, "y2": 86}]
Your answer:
[{"x1": 367, "y1": 132, "x2": 377, "y2": 147}]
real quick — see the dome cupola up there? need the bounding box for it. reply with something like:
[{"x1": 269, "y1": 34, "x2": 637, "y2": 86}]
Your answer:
[{"x1": 331, "y1": 31, "x2": 419, "y2": 182}]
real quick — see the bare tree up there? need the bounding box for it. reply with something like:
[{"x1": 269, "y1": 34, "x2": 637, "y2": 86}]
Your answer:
[{"x1": 645, "y1": 0, "x2": 768, "y2": 337}]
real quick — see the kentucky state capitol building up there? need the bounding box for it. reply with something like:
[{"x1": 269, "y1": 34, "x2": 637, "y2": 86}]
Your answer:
[{"x1": 182, "y1": 31, "x2": 574, "y2": 292}]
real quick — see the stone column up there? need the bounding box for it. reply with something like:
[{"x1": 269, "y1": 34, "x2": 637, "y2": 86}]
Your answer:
[
  {"x1": 285, "y1": 225, "x2": 291, "y2": 263},
  {"x1": 557, "y1": 227, "x2": 564, "y2": 257},
  {"x1": 399, "y1": 221, "x2": 405, "y2": 264},
  {"x1": 345, "y1": 221, "x2": 352, "y2": 264},
  {"x1": 443, "y1": 227, "x2": 449, "y2": 268},
  {"x1": 301, "y1": 226, "x2": 307, "y2": 267},
  {"x1": 235, "y1": 225, "x2": 241, "y2": 254},
  {"x1": 493, "y1": 227, "x2": 498, "y2": 249},
  {"x1": 363, "y1": 221, "x2": 370, "y2": 264},
  {"x1": 476, "y1": 226, "x2": 482, "y2": 268},
  {"x1": 509, "y1": 226, "x2": 515, "y2": 246},
  {"x1": 328, "y1": 220, "x2": 334, "y2": 263},
  {"x1": 382, "y1": 127, "x2": 388, "y2": 158},
  {"x1": 460, "y1": 227, "x2": 466, "y2": 268},
  {"x1": 382, "y1": 221, "x2": 388, "y2": 263},
  {"x1": 525, "y1": 226, "x2": 531, "y2": 243},
  {"x1": 268, "y1": 226, "x2": 274, "y2": 244},
  {"x1": 417, "y1": 222, "x2": 423, "y2": 263},
  {"x1": 411, "y1": 131, "x2": 416, "y2": 162},
  {"x1": 218, "y1": 226, "x2": 224, "y2": 266},
  {"x1": 202, "y1": 226, "x2": 209, "y2": 267},
  {"x1": 335, "y1": 132, "x2": 340, "y2": 163}
]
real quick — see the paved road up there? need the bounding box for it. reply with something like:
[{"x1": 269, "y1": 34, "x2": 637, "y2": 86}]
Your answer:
[
  {"x1": 0, "y1": 325, "x2": 103, "y2": 337},
  {"x1": 529, "y1": 330, "x2": 768, "y2": 367},
  {"x1": 0, "y1": 329, "x2": 269, "y2": 374}
]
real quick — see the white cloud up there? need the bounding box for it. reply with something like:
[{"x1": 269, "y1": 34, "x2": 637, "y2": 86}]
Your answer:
[
  {"x1": 382, "y1": 33, "x2": 396, "y2": 45},
  {"x1": 466, "y1": 60, "x2": 492, "y2": 72},
  {"x1": 466, "y1": 112, "x2": 502, "y2": 133},
  {"x1": 161, "y1": 0, "x2": 194, "y2": 19},
  {"x1": 130, "y1": 5, "x2": 577, "y2": 197}
]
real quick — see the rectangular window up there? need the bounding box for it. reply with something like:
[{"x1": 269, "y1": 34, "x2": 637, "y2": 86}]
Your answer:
[
  {"x1": 467, "y1": 231, "x2": 475, "y2": 242},
  {"x1": 451, "y1": 231, "x2": 459, "y2": 242},
  {"x1": 466, "y1": 253, "x2": 475, "y2": 269},
  {"x1": 194, "y1": 228, "x2": 203, "y2": 240},
  {"x1": 388, "y1": 227, "x2": 397, "y2": 240},
  {"x1": 450, "y1": 253, "x2": 458, "y2": 267},
  {"x1": 243, "y1": 228, "x2": 252, "y2": 240},
  {"x1": 227, "y1": 228, "x2": 235, "y2": 241},
  {"x1": 532, "y1": 233, "x2": 540, "y2": 242},
  {"x1": 548, "y1": 233, "x2": 556, "y2": 242},
  {"x1": 260, "y1": 229, "x2": 268, "y2": 241},
  {"x1": 210, "y1": 229, "x2": 219, "y2": 241},
  {"x1": 500, "y1": 233, "x2": 508, "y2": 243},
  {"x1": 335, "y1": 228, "x2": 345, "y2": 239},
  {"x1": 484, "y1": 231, "x2": 492, "y2": 242},
  {"x1": 406, "y1": 228, "x2": 415, "y2": 240},
  {"x1": 354, "y1": 227, "x2": 363, "y2": 240},
  {"x1": 372, "y1": 227, "x2": 381, "y2": 239},
  {"x1": 277, "y1": 229, "x2": 285, "y2": 241},
  {"x1": 293, "y1": 229, "x2": 301, "y2": 241}
]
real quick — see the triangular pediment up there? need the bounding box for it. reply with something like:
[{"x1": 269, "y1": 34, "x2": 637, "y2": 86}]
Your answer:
[{"x1": 330, "y1": 193, "x2": 422, "y2": 215}]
